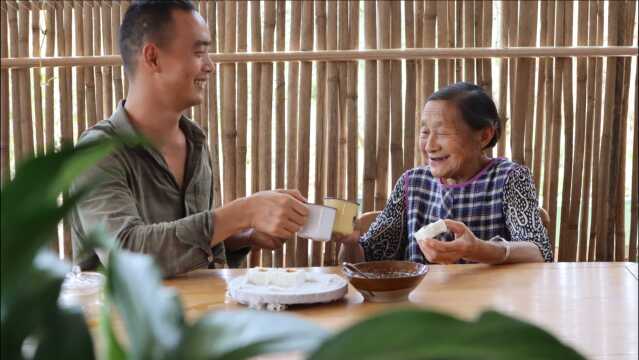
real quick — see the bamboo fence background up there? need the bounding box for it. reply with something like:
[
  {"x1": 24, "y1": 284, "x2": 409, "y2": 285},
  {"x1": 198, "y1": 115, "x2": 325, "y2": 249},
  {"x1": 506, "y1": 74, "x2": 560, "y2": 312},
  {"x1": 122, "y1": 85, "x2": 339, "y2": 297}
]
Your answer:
[{"x1": 1, "y1": 0, "x2": 637, "y2": 266}]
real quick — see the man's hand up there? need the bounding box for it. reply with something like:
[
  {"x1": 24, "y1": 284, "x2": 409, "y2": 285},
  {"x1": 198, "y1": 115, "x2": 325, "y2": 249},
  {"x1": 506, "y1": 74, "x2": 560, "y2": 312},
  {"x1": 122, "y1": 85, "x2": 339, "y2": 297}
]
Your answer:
[
  {"x1": 417, "y1": 219, "x2": 480, "y2": 264},
  {"x1": 246, "y1": 190, "x2": 309, "y2": 239}
]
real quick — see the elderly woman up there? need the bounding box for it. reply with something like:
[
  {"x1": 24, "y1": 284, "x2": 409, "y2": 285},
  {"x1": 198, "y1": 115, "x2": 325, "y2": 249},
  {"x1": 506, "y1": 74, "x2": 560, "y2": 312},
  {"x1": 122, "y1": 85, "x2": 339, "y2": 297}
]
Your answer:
[{"x1": 339, "y1": 82, "x2": 553, "y2": 265}]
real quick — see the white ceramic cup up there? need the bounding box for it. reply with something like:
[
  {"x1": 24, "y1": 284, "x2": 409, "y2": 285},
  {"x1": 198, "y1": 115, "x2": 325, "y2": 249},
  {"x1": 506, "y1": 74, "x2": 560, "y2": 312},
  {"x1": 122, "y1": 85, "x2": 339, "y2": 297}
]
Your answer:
[{"x1": 297, "y1": 204, "x2": 336, "y2": 241}]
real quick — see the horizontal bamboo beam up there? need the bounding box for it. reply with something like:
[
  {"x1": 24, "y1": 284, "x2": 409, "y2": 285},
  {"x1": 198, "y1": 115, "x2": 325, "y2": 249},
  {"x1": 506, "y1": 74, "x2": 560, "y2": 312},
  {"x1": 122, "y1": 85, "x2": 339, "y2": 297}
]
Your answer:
[{"x1": 2, "y1": 46, "x2": 637, "y2": 68}]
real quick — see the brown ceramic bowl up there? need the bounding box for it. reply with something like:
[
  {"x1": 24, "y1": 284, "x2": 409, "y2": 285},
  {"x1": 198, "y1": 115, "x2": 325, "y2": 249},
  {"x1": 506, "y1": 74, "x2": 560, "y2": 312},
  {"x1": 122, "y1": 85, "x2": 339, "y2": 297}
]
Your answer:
[{"x1": 342, "y1": 261, "x2": 429, "y2": 302}]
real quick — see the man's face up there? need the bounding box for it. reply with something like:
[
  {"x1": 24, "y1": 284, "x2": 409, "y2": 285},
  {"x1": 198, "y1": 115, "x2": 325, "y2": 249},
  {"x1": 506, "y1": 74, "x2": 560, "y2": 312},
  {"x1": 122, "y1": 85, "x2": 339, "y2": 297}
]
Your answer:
[{"x1": 154, "y1": 10, "x2": 212, "y2": 110}]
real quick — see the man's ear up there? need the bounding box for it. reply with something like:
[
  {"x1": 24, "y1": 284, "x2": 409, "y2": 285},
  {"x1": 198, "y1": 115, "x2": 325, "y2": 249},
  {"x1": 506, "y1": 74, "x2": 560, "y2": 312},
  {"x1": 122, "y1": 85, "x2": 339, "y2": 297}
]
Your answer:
[
  {"x1": 141, "y1": 43, "x2": 161, "y2": 73},
  {"x1": 479, "y1": 126, "x2": 495, "y2": 148}
]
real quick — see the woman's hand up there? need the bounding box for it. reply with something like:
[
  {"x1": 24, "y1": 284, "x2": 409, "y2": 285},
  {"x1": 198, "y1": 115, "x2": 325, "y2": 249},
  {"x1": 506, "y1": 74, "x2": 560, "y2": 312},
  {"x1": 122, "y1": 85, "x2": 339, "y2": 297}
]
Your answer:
[{"x1": 417, "y1": 220, "x2": 480, "y2": 264}]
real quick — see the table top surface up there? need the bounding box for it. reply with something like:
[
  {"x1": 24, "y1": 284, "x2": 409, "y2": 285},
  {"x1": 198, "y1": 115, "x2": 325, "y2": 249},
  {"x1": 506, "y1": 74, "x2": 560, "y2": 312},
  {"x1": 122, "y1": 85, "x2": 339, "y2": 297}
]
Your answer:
[{"x1": 165, "y1": 262, "x2": 639, "y2": 360}]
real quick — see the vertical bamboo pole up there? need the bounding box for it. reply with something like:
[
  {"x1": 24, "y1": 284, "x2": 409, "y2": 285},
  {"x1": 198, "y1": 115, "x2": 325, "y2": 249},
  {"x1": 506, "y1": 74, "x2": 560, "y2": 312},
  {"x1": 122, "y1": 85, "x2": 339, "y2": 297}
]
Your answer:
[
  {"x1": 17, "y1": 1, "x2": 33, "y2": 157},
  {"x1": 512, "y1": 1, "x2": 537, "y2": 167},
  {"x1": 284, "y1": 1, "x2": 301, "y2": 267},
  {"x1": 454, "y1": 1, "x2": 462, "y2": 82},
  {"x1": 362, "y1": 0, "x2": 377, "y2": 213},
  {"x1": 532, "y1": 1, "x2": 548, "y2": 190},
  {"x1": 259, "y1": 1, "x2": 275, "y2": 267},
  {"x1": 446, "y1": 1, "x2": 455, "y2": 81},
  {"x1": 496, "y1": 1, "x2": 508, "y2": 158},
  {"x1": 236, "y1": 1, "x2": 247, "y2": 201},
  {"x1": 473, "y1": 0, "x2": 483, "y2": 88},
  {"x1": 542, "y1": 1, "x2": 556, "y2": 210},
  {"x1": 250, "y1": 0, "x2": 261, "y2": 197},
  {"x1": 222, "y1": 0, "x2": 237, "y2": 205},
  {"x1": 295, "y1": 0, "x2": 313, "y2": 268},
  {"x1": 374, "y1": 0, "x2": 390, "y2": 211},
  {"x1": 414, "y1": 0, "x2": 424, "y2": 166},
  {"x1": 337, "y1": 0, "x2": 348, "y2": 199},
  {"x1": 121, "y1": 1, "x2": 129, "y2": 97},
  {"x1": 7, "y1": 1, "x2": 21, "y2": 163},
  {"x1": 422, "y1": 2, "x2": 436, "y2": 165},
  {"x1": 273, "y1": 0, "x2": 286, "y2": 268},
  {"x1": 595, "y1": 0, "x2": 620, "y2": 261},
  {"x1": 630, "y1": 72, "x2": 638, "y2": 262},
  {"x1": 93, "y1": 2, "x2": 104, "y2": 121},
  {"x1": 481, "y1": 1, "x2": 492, "y2": 94},
  {"x1": 403, "y1": 0, "x2": 415, "y2": 174},
  {"x1": 0, "y1": 2, "x2": 9, "y2": 183},
  {"x1": 558, "y1": 0, "x2": 576, "y2": 261},
  {"x1": 312, "y1": 0, "x2": 327, "y2": 267},
  {"x1": 547, "y1": 0, "x2": 564, "y2": 252},
  {"x1": 206, "y1": 3, "x2": 222, "y2": 208},
  {"x1": 247, "y1": 0, "x2": 261, "y2": 268},
  {"x1": 566, "y1": 0, "x2": 589, "y2": 261},
  {"x1": 613, "y1": 1, "x2": 635, "y2": 261},
  {"x1": 193, "y1": 2, "x2": 202, "y2": 127},
  {"x1": 324, "y1": 0, "x2": 339, "y2": 265},
  {"x1": 345, "y1": 0, "x2": 359, "y2": 202},
  {"x1": 463, "y1": 0, "x2": 474, "y2": 82},
  {"x1": 83, "y1": 2, "x2": 97, "y2": 128},
  {"x1": 436, "y1": 1, "x2": 448, "y2": 88},
  {"x1": 111, "y1": 1, "x2": 123, "y2": 105},
  {"x1": 390, "y1": 1, "x2": 402, "y2": 186},
  {"x1": 101, "y1": 1, "x2": 113, "y2": 116},
  {"x1": 44, "y1": 1, "x2": 58, "y2": 254},
  {"x1": 31, "y1": 1, "x2": 44, "y2": 155},
  {"x1": 286, "y1": 1, "x2": 301, "y2": 193},
  {"x1": 507, "y1": 1, "x2": 518, "y2": 154},
  {"x1": 74, "y1": 1, "x2": 86, "y2": 137},
  {"x1": 588, "y1": 1, "x2": 605, "y2": 261},
  {"x1": 579, "y1": 0, "x2": 599, "y2": 261}
]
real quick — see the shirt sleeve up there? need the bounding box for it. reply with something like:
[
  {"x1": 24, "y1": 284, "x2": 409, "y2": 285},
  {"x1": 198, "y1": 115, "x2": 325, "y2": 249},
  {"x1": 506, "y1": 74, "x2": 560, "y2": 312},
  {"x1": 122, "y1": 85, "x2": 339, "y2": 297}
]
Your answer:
[
  {"x1": 502, "y1": 166, "x2": 554, "y2": 262},
  {"x1": 359, "y1": 176, "x2": 407, "y2": 261},
  {"x1": 71, "y1": 151, "x2": 214, "y2": 277}
]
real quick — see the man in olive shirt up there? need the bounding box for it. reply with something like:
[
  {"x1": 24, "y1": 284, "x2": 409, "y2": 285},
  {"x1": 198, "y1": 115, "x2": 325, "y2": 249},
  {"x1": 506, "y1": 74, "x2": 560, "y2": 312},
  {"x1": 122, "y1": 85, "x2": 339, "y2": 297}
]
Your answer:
[{"x1": 71, "y1": 0, "x2": 308, "y2": 276}]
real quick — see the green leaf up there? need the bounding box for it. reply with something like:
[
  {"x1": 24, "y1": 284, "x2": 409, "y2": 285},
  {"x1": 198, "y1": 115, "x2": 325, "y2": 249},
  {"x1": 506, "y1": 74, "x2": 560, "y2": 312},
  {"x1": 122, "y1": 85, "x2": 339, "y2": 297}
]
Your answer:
[
  {"x1": 176, "y1": 310, "x2": 328, "y2": 360},
  {"x1": 308, "y1": 309, "x2": 586, "y2": 360},
  {"x1": 105, "y1": 250, "x2": 185, "y2": 360},
  {"x1": 100, "y1": 298, "x2": 128, "y2": 360},
  {"x1": 33, "y1": 306, "x2": 96, "y2": 360}
]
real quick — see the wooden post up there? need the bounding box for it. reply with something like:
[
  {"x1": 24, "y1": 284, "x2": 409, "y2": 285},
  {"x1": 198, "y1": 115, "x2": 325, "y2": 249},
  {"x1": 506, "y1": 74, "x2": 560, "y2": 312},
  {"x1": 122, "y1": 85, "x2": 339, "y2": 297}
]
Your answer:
[
  {"x1": 101, "y1": 1, "x2": 113, "y2": 116},
  {"x1": 286, "y1": 1, "x2": 301, "y2": 194},
  {"x1": 206, "y1": 3, "x2": 222, "y2": 208},
  {"x1": 532, "y1": 1, "x2": 548, "y2": 190},
  {"x1": 1, "y1": 2, "x2": 9, "y2": 183},
  {"x1": 311, "y1": 0, "x2": 327, "y2": 267},
  {"x1": 630, "y1": 72, "x2": 638, "y2": 262},
  {"x1": 403, "y1": 0, "x2": 415, "y2": 174},
  {"x1": 542, "y1": 1, "x2": 556, "y2": 211},
  {"x1": 259, "y1": 1, "x2": 275, "y2": 267},
  {"x1": 31, "y1": 2, "x2": 43, "y2": 154},
  {"x1": 362, "y1": 0, "x2": 377, "y2": 214},
  {"x1": 250, "y1": 0, "x2": 261, "y2": 196},
  {"x1": 111, "y1": 1, "x2": 123, "y2": 106},
  {"x1": 473, "y1": 0, "x2": 483, "y2": 88},
  {"x1": 337, "y1": 1, "x2": 348, "y2": 200},
  {"x1": 294, "y1": 0, "x2": 313, "y2": 267},
  {"x1": 481, "y1": 1, "x2": 492, "y2": 94},
  {"x1": 390, "y1": 1, "x2": 402, "y2": 186},
  {"x1": 436, "y1": 1, "x2": 448, "y2": 88},
  {"x1": 93, "y1": 2, "x2": 104, "y2": 121},
  {"x1": 236, "y1": 1, "x2": 247, "y2": 200},
  {"x1": 507, "y1": 1, "x2": 518, "y2": 154},
  {"x1": 595, "y1": 0, "x2": 620, "y2": 261},
  {"x1": 83, "y1": 2, "x2": 97, "y2": 129},
  {"x1": 7, "y1": 1, "x2": 21, "y2": 163},
  {"x1": 374, "y1": 1, "x2": 390, "y2": 211},
  {"x1": 454, "y1": 1, "x2": 462, "y2": 82},
  {"x1": 73, "y1": 1, "x2": 86, "y2": 138},
  {"x1": 588, "y1": 1, "x2": 605, "y2": 261},
  {"x1": 324, "y1": 0, "x2": 338, "y2": 265},
  {"x1": 121, "y1": 1, "x2": 130, "y2": 97},
  {"x1": 18, "y1": 1, "x2": 33, "y2": 157},
  {"x1": 565, "y1": 0, "x2": 590, "y2": 261},
  {"x1": 222, "y1": 0, "x2": 237, "y2": 205},
  {"x1": 496, "y1": 1, "x2": 508, "y2": 158},
  {"x1": 463, "y1": 0, "x2": 474, "y2": 82},
  {"x1": 345, "y1": 0, "x2": 359, "y2": 203},
  {"x1": 274, "y1": 0, "x2": 286, "y2": 268}
]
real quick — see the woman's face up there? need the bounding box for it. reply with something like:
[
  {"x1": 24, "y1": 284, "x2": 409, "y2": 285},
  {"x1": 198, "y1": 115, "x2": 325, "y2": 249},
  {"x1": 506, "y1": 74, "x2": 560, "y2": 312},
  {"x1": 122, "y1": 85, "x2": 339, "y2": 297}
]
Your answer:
[{"x1": 419, "y1": 100, "x2": 490, "y2": 181}]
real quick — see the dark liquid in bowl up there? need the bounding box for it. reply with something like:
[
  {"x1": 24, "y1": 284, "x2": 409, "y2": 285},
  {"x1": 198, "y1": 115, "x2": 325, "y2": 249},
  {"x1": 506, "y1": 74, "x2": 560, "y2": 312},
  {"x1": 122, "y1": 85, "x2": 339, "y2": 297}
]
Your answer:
[{"x1": 357, "y1": 271, "x2": 420, "y2": 279}]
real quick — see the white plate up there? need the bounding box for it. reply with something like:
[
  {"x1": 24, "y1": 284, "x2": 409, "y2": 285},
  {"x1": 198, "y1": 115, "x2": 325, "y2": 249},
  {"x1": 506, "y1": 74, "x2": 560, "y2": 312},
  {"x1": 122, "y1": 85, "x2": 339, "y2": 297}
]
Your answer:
[{"x1": 227, "y1": 272, "x2": 348, "y2": 308}]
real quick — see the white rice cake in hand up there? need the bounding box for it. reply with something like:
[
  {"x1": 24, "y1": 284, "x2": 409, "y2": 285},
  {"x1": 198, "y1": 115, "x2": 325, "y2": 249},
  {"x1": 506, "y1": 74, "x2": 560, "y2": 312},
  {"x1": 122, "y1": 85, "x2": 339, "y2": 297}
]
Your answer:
[{"x1": 414, "y1": 219, "x2": 448, "y2": 241}]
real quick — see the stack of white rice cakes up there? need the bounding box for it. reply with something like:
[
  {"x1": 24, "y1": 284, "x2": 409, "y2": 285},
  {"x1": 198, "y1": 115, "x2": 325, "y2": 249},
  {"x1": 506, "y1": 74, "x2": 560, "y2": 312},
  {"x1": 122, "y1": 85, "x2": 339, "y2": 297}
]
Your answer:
[{"x1": 228, "y1": 267, "x2": 348, "y2": 311}]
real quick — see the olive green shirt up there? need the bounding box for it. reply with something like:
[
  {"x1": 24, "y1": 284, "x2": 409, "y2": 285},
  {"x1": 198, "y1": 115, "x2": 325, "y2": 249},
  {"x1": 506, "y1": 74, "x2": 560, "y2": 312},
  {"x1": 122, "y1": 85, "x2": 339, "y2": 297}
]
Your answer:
[{"x1": 71, "y1": 102, "x2": 247, "y2": 277}]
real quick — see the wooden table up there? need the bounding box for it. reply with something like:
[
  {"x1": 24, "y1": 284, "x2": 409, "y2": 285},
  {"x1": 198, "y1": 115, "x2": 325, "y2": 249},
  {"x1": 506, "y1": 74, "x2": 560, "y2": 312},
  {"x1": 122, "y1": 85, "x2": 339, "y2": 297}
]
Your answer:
[{"x1": 166, "y1": 262, "x2": 639, "y2": 360}]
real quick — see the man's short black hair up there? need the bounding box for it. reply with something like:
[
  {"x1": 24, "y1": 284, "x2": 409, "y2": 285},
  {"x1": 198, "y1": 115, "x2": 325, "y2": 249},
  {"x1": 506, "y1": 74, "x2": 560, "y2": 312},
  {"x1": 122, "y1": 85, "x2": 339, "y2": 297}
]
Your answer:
[{"x1": 119, "y1": 0, "x2": 196, "y2": 75}]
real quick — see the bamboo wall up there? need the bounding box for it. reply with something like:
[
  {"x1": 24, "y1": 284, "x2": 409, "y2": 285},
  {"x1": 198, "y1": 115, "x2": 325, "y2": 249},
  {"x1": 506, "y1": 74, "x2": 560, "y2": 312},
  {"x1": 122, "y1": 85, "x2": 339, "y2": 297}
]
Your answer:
[{"x1": 1, "y1": 0, "x2": 637, "y2": 266}]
